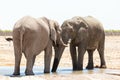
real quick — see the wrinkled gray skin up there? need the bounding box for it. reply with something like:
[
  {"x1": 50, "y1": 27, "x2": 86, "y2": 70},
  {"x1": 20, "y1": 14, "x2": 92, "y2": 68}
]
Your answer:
[
  {"x1": 52, "y1": 16, "x2": 106, "y2": 72},
  {"x1": 13, "y1": 16, "x2": 66, "y2": 75}
]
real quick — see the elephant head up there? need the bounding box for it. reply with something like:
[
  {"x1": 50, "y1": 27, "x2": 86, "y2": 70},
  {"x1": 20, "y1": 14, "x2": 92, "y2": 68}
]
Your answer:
[
  {"x1": 61, "y1": 16, "x2": 88, "y2": 44},
  {"x1": 39, "y1": 17, "x2": 67, "y2": 47},
  {"x1": 52, "y1": 16, "x2": 88, "y2": 72}
]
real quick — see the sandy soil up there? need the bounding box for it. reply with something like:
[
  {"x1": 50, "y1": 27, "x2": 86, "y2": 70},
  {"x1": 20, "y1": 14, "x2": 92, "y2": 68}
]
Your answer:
[{"x1": 0, "y1": 36, "x2": 120, "y2": 80}]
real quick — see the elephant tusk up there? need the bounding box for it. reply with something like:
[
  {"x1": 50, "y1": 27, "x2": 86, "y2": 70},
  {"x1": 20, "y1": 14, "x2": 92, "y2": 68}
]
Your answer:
[
  {"x1": 59, "y1": 38, "x2": 68, "y2": 47},
  {"x1": 68, "y1": 39, "x2": 71, "y2": 44},
  {"x1": 63, "y1": 44, "x2": 68, "y2": 47}
]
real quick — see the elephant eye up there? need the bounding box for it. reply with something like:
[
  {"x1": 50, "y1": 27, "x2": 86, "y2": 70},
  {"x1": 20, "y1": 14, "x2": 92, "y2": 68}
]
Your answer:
[{"x1": 69, "y1": 22, "x2": 73, "y2": 26}]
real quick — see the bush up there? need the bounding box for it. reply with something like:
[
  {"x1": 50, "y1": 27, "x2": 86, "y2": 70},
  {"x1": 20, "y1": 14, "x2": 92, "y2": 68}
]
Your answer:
[
  {"x1": 105, "y1": 30, "x2": 120, "y2": 36},
  {"x1": 0, "y1": 30, "x2": 12, "y2": 36}
]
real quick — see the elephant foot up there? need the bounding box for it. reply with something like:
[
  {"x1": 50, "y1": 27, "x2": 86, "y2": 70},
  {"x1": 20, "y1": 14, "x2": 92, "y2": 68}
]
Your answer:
[
  {"x1": 73, "y1": 66, "x2": 78, "y2": 71},
  {"x1": 51, "y1": 69, "x2": 56, "y2": 72},
  {"x1": 25, "y1": 72, "x2": 34, "y2": 75},
  {"x1": 77, "y1": 66, "x2": 83, "y2": 70},
  {"x1": 13, "y1": 72, "x2": 20, "y2": 76},
  {"x1": 86, "y1": 67, "x2": 94, "y2": 70},
  {"x1": 25, "y1": 70, "x2": 34, "y2": 75},
  {"x1": 73, "y1": 68, "x2": 83, "y2": 71},
  {"x1": 73, "y1": 69, "x2": 78, "y2": 71},
  {"x1": 77, "y1": 64, "x2": 83, "y2": 70},
  {"x1": 44, "y1": 70, "x2": 50, "y2": 73},
  {"x1": 44, "y1": 69, "x2": 50, "y2": 73},
  {"x1": 100, "y1": 65, "x2": 107, "y2": 68},
  {"x1": 77, "y1": 68, "x2": 83, "y2": 70},
  {"x1": 94, "y1": 65, "x2": 107, "y2": 68},
  {"x1": 86, "y1": 65, "x2": 94, "y2": 70}
]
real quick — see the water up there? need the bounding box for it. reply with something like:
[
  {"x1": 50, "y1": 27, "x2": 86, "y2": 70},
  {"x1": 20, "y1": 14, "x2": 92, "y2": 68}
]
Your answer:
[
  {"x1": 0, "y1": 66, "x2": 120, "y2": 76},
  {"x1": 0, "y1": 66, "x2": 44, "y2": 76}
]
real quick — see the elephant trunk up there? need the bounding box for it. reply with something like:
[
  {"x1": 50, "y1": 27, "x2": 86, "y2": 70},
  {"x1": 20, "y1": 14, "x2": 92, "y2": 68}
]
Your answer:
[
  {"x1": 52, "y1": 46, "x2": 65, "y2": 72},
  {"x1": 52, "y1": 58, "x2": 59, "y2": 72}
]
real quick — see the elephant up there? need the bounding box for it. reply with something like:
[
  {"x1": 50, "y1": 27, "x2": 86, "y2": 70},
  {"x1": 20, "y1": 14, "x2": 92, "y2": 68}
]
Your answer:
[
  {"x1": 12, "y1": 16, "x2": 66, "y2": 75},
  {"x1": 52, "y1": 16, "x2": 106, "y2": 72}
]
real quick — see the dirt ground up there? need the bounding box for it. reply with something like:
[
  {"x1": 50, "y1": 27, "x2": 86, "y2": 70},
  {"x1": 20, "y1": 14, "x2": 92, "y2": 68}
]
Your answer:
[{"x1": 0, "y1": 36, "x2": 120, "y2": 80}]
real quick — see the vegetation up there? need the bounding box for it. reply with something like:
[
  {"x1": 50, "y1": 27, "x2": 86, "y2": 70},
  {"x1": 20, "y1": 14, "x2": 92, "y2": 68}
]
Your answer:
[
  {"x1": 0, "y1": 30, "x2": 12, "y2": 36},
  {"x1": 105, "y1": 30, "x2": 120, "y2": 32},
  {"x1": 105, "y1": 30, "x2": 120, "y2": 36}
]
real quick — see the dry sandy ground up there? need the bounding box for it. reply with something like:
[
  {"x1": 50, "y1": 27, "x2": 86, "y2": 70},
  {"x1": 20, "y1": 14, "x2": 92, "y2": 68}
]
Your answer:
[{"x1": 0, "y1": 36, "x2": 120, "y2": 80}]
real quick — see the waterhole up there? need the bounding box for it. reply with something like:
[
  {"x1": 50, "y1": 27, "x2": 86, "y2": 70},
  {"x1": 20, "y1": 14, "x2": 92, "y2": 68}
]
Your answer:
[{"x1": 0, "y1": 66, "x2": 120, "y2": 76}]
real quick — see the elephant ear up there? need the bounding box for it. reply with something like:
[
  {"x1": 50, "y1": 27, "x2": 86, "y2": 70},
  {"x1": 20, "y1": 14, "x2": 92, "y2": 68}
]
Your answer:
[
  {"x1": 52, "y1": 21, "x2": 67, "y2": 47},
  {"x1": 72, "y1": 16, "x2": 88, "y2": 29},
  {"x1": 40, "y1": 17, "x2": 57, "y2": 44},
  {"x1": 79, "y1": 21, "x2": 88, "y2": 29},
  {"x1": 40, "y1": 17, "x2": 49, "y2": 25},
  {"x1": 49, "y1": 20, "x2": 57, "y2": 45}
]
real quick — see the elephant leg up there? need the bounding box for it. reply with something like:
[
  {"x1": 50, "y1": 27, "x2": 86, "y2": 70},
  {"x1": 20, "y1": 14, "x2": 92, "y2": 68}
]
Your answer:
[
  {"x1": 77, "y1": 45, "x2": 86, "y2": 70},
  {"x1": 44, "y1": 41, "x2": 52, "y2": 73},
  {"x1": 25, "y1": 54, "x2": 36, "y2": 75},
  {"x1": 70, "y1": 43, "x2": 77, "y2": 71},
  {"x1": 13, "y1": 49, "x2": 22, "y2": 75},
  {"x1": 97, "y1": 41, "x2": 106, "y2": 68},
  {"x1": 86, "y1": 49, "x2": 94, "y2": 69}
]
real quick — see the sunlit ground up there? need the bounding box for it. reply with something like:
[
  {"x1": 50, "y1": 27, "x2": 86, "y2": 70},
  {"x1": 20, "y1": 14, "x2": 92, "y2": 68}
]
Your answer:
[{"x1": 0, "y1": 36, "x2": 120, "y2": 80}]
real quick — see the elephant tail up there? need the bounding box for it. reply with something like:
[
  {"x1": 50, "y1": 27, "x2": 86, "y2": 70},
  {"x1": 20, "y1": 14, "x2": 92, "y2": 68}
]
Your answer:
[{"x1": 19, "y1": 26, "x2": 25, "y2": 54}]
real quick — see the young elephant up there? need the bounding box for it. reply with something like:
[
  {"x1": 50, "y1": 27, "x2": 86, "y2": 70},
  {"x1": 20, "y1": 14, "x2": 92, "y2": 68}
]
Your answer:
[
  {"x1": 52, "y1": 16, "x2": 106, "y2": 72},
  {"x1": 13, "y1": 16, "x2": 66, "y2": 75}
]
